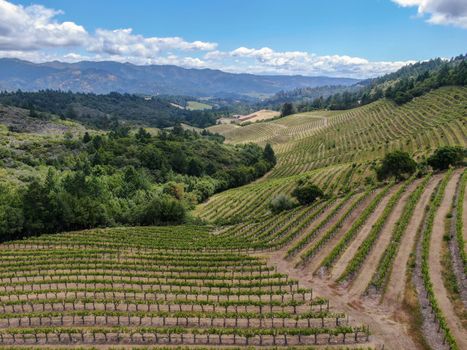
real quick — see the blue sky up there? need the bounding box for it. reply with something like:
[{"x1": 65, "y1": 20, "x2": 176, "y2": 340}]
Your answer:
[{"x1": 1, "y1": 0, "x2": 466, "y2": 78}]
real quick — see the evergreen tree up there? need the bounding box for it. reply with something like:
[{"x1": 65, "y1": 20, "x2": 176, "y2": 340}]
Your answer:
[{"x1": 263, "y1": 143, "x2": 276, "y2": 165}]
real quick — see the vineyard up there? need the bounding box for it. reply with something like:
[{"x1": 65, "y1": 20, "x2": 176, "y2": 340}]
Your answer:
[{"x1": 0, "y1": 86, "x2": 466, "y2": 349}]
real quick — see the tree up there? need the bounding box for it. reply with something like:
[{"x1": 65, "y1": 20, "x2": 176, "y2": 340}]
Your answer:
[
  {"x1": 263, "y1": 143, "x2": 276, "y2": 166},
  {"x1": 29, "y1": 108, "x2": 38, "y2": 118},
  {"x1": 82, "y1": 132, "x2": 92, "y2": 143},
  {"x1": 269, "y1": 194, "x2": 296, "y2": 213},
  {"x1": 187, "y1": 158, "x2": 204, "y2": 177},
  {"x1": 292, "y1": 182, "x2": 324, "y2": 205},
  {"x1": 280, "y1": 103, "x2": 294, "y2": 117},
  {"x1": 376, "y1": 151, "x2": 417, "y2": 181},
  {"x1": 136, "y1": 127, "x2": 151, "y2": 143},
  {"x1": 428, "y1": 146, "x2": 465, "y2": 170}
]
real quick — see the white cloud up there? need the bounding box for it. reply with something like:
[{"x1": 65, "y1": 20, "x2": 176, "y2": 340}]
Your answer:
[
  {"x1": 392, "y1": 0, "x2": 467, "y2": 28},
  {"x1": 87, "y1": 28, "x2": 217, "y2": 58},
  {"x1": 203, "y1": 47, "x2": 413, "y2": 78},
  {"x1": 0, "y1": 0, "x2": 87, "y2": 50},
  {"x1": 0, "y1": 0, "x2": 417, "y2": 78},
  {"x1": 0, "y1": 0, "x2": 216, "y2": 57}
]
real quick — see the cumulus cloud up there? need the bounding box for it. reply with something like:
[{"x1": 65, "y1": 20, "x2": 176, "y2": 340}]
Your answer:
[
  {"x1": 0, "y1": 0, "x2": 87, "y2": 50},
  {"x1": 87, "y1": 28, "x2": 216, "y2": 58},
  {"x1": 392, "y1": 0, "x2": 467, "y2": 28},
  {"x1": 0, "y1": 0, "x2": 416, "y2": 78},
  {"x1": 0, "y1": 0, "x2": 216, "y2": 56},
  {"x1": 203, "y1": 47, "x2": 413, "y2": 78}
]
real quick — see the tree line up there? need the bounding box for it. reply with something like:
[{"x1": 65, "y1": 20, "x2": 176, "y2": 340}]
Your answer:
[
  {"x1": 0, "y1": 125, "x2": 276, "y2": 241},
  {"x1": 291, "y1": 54, "x2": 467, "y2": 112},
  {"x1": 0, "y1": 90, "x2": 219, "y2": 129}
]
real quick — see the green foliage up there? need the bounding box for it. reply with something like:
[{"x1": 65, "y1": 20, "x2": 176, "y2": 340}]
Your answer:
[
  {"x1": 337, "y1": 179, "x2": 411, "y2": 282},
  {"x1": 320, "y1": 184, "x2": 393, "y2": 271},
  {"x1": 376, "y1": 151, "x2": 417, "y2": 181},
  {"x1": 269, "y1": 194, "x2": 296, "y2": 213},
  {"x1": 280, "y1": 102, "x2": 295, "y2": 117},
  {"x1": 0, "y1": 90, "x2": 219, "y2": 129},
  {"x1": 456, "y1": 171, "x2": 467, "y2": 274},
  {"x1": 418, "y1": 170, "x2": 459, "y2": 350},
  {"x1": 0, "y1": 126, "x2": 275, "y2": 241},
  {"x1": 427, "y1": 146, "x2": 466, "y2": 170},
  {"x1": 301, "y1": 54, "x2": 466, "y2": 110},
  {"x1": 369, "y1": 175, "x2": 431, "y2": 291},
  {"x1": 292, "y1": 182, "x2": 324, "y2": 205},
  {"x1": 263, "y1": 143, "x2": 277, "y2": 166}
]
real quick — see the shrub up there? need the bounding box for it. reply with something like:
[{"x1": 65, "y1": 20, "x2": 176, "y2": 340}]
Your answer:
[
  {"x1": 376, "y1": 151, "x2": 417, "y2": 181},
  {"x1": 427, "y1": 146, "x2": 466, "y2": 170},
  {"x1": 269, "y1": 194, "x2": 296, "y2": 213},
  {"x1": 292, "y1": 182, "x2": 324, "y2": 205}
]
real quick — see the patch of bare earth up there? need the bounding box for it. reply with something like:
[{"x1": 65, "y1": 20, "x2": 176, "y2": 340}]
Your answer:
[
  {"x1": 346, "y1": 180, "x2": 419, "y2": 298},
  {"x1": 328, "y1": 186, "x2": 398, "y2": 280},
  {"x1": 383, "y1": 175, "x2": 442, "y2": 306},
  {"x1": 306, "y1": 191, "x2": 380, "y2": 274},
  {"x1": 256, "y1": 188, "x2": 420, "y2": 349},
  {"x1": 428, "y1": 171, "x2": 467, "y2": 348}
]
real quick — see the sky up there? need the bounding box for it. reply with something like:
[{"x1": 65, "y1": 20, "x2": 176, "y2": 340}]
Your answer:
[{"x1": 0, "y1": 0, "x2": 466, "y2": 78}]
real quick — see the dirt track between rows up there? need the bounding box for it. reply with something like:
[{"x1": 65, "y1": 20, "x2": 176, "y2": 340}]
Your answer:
[{"x1": 428, "y1": 171, "x2": 467, "y2": 349}]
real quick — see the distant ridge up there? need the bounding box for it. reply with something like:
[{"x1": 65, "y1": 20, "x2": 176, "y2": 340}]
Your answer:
[{"x1": 0, "y1": 58, "x2": 359, "y2": 97}]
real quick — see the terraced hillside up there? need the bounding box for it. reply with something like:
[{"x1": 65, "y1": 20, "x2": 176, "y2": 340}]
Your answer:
[
  {"x1": 200, "y1": 86, "x2": 466, "y2": 222},
  {"x1": 0, "y1": 226, "x2": 370, "y2": 347},
  {"x1": 0, "y1": 86, "x2": 465, "y2": 349},
  {"x1": 196, "y1": 86, "x2": 467, "y2": 349}
]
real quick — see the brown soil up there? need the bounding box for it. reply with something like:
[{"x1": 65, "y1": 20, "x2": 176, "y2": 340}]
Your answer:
[
  {"x1": 428, "y1": 171, "x2": 467, "y2": 348},
  {"x1": 329, "y1": 186, "x2": 398, "y2": 280},
  {"x1": 383, "y1": 175, "x2": 442, "y2": 306},
  {"x1": 347, "y1": 180, "x2": 420, "y2": 297}
]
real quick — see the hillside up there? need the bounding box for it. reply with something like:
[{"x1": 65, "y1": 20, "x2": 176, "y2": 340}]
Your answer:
[
  {"x1": 0, "y1": 84, "x2": 464, "y2": 348},
  {"x1": 197, "y1": 85, "x2": 466, "y2": 349},
  {"x1": 0, "y1": 58, "x2": 359, "y2": 97},
  {"x1": 0, "y1": 90, "x2": 218, "y2": 129},
  {"x1": 201, "y1": 86, "x2": 466, "y2": 221}
]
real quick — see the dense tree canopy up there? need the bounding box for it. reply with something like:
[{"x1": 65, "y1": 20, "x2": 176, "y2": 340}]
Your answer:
[
  {"x1": 428, "y1": 146, "x2": 466, "y2": 170},
  {"x1": 0, "y1": 125, "x2": 276, "y2": 241},
  {"x1": 292, "y1": 181, "x2": 324, "y2": 205},
  {"x1": 299, "y1": 55, "x2": 467, "y2": 111},
  {"x1": 0, "y1": 90, "x2": 219, "y2": 129},
  {"x1": 376, "y1": 151, "x2": 417, "y2": 181}
]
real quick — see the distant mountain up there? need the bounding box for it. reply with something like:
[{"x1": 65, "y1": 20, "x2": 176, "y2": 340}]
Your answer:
[{"x1": 0, "y1": 58, "x2": 359, "y2": 97}]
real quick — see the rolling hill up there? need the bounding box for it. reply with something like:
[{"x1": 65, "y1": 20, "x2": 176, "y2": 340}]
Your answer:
[
  {"x1": 0, "y1": 84, "x2": 464, "y2": 349},
  {"x1": 0, "y1": 58, "x2": 359, "y2": 97}
]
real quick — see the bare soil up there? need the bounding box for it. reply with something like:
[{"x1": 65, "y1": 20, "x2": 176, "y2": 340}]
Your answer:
[
  {"x1": 347, "y1": 180, "x2": 420, "y2": 297},
  {"x1": 329, "y1": 186, "x2": 398, "y2": 280},
  {"x1": 428, "y1": 171, "x2": 467, "y2": 348},
  {"x1": 383, "y1": 175, "x2": 442, "y2": 306}
]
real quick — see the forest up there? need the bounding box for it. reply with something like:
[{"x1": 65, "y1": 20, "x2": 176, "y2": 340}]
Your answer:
[
  {"x1": 297, "y1": 54, "x2": 467, "y2": 111},
  {"x1": 0, "y1": 90, "x2": 219, "y2": 129},
  {"x1": 0, "y1": 124, "x2": 276, "y2": 241}
]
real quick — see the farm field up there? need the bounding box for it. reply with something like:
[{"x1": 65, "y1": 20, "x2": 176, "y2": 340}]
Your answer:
[
  {"x1": 238, "y1": 110, "x2": 281, "y2": 124},
  {"x1": 0, "y1": 86, "x2": 466, "y2": 349},
  {"x1": 186, "y1": 101, "x2": 212, "y2": 111}
]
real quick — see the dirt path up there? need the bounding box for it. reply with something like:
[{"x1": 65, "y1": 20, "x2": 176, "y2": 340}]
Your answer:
[
  {"x1": 287, "y1": 194, "x2": 362, "y2": 263},
  {"x1": 259, "y1": 247, "x2": 417, "y2": 350},
  {"x1": 329, "y1": 186, "x2": 397, "y2": 280},
  {"x1": 282, "y1": 199, "x2": 343, "y2": 256},
  {"x1": 428, "y1": 171, "x2": 467, "y2": 349},
  {"x1": 305, "y1": 191, "x2": 379, "y2": 274},
  {"x1": 463, "y1": 173, "x2": 467, "y2": 254},
  {"x1": 346, "y1": 181, "x2": 419, "y2": 298},
  {"x1": 383, "y1": 175, "x2": 442, "y2": 306}
]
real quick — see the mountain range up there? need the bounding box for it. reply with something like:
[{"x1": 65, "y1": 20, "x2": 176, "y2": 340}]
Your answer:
[{"x1": 0, "y1": 58, "x2": 359, "y2": 97}]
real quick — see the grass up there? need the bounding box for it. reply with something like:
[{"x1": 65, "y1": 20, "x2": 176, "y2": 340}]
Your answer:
[{"x1": 186, "y1": 101, "x2": 212, "y2": 110}]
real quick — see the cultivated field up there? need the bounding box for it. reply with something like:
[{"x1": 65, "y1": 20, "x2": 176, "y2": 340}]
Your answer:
[{"x1": 0, "y1": 86, "x2": 465, "y2": 349}]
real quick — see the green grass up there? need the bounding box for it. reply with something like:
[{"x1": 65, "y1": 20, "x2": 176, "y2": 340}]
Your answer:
[{"x1": 186, "y1": 101, "x2": 212, "y2": 110}]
